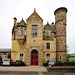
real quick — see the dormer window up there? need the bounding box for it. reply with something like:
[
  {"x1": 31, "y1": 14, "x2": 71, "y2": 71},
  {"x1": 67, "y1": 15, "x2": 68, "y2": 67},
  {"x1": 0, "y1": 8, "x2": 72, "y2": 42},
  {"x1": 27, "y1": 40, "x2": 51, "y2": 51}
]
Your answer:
[
  {"x1": 20, "y1": 28, "x2": 23, "y2": 36},
  {"x1": 32, "y1": 25, "x2": 37, "y2": 35},
  {"x1": 46, "y1": 29, "x2": 50, "y2": 36}
]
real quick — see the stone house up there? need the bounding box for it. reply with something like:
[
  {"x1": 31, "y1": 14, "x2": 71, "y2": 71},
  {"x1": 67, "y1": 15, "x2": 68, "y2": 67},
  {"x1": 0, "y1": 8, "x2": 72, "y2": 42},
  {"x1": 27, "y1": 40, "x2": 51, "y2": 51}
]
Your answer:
[
  {"x1": 12, "y1": 7, "x2": 68, "y2": 66},
  {"x1": 0, "y1": 49, "x2": 11, "y2": 60}
]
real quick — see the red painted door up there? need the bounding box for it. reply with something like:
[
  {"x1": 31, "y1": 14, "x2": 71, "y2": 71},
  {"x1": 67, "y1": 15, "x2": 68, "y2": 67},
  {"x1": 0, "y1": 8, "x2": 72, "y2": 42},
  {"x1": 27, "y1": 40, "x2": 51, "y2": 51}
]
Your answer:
[{"x1": 31, "y1": 53, "x2": 38, "y2": 65}]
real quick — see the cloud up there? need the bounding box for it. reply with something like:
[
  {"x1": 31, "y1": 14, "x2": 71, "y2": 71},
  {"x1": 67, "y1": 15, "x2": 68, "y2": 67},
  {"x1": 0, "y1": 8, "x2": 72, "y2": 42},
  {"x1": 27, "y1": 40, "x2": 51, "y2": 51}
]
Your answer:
[{"x1": 0, "y1": 0, "x2": 75, "y2": 53}]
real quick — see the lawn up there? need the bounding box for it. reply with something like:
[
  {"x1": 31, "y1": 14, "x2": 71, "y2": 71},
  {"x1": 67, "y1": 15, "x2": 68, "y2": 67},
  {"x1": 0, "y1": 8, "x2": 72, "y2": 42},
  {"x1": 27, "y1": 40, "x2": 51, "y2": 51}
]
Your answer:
[{"x1": 68, "y1": 57, "x2": 75, "y2": 62}]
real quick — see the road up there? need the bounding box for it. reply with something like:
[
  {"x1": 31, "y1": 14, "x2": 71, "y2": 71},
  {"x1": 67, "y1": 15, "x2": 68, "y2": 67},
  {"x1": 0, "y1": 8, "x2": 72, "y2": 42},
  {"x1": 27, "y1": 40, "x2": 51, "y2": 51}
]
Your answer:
[
  {"x1": 0, "y1": 66, "x2": 75, "y2": 75},
  {"x1": 0, "y1": 71, "x2": 75, "y2": 75}
]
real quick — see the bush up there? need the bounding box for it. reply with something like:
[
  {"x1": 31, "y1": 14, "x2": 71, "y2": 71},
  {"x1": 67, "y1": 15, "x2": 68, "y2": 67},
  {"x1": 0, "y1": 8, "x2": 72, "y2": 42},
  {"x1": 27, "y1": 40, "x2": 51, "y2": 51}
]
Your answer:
[
  {"x1": 43, "y1": 60, "x2": 49, "y2": 66},
  {"x1": 58, "y1": 61, "x2": 63, "y2": 66},
  {"x1": 24, "y1": 63, "x2": 26, "y2": 66},
  {"x1": 55, "y1": 61, "x2": 63, "y2": 66}
]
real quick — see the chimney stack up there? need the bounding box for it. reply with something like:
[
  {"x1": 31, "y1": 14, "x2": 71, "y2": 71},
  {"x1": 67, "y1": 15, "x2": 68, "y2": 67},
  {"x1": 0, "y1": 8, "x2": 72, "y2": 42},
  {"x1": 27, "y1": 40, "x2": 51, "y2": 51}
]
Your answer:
[{"x1": 13, "y1": 17, "x2": 17, "y2": 26}]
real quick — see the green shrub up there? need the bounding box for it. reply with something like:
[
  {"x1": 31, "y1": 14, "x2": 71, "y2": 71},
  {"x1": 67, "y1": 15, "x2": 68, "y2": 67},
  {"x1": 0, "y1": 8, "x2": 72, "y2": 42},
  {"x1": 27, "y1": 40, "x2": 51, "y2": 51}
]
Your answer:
[
  {"x1": 43, "y1": 60, "x2": 49, "y2": 66},
  {"x1": 58, "y1": 61, "x2": 63, "y2": 66}
]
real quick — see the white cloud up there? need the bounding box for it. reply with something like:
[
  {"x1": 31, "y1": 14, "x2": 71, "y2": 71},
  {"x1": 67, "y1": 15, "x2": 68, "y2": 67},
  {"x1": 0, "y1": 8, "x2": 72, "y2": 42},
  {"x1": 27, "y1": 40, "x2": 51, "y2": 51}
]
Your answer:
[{"x1": 0, "y1": 0, "x2": 75, "y2": 53}]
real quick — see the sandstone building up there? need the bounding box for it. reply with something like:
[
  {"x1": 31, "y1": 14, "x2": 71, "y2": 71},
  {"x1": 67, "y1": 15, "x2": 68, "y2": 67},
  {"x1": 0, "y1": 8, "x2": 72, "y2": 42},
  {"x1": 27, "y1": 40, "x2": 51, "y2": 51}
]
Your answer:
[{"x1": 12, "y1": 7, "x2": 68, "y2": 66}]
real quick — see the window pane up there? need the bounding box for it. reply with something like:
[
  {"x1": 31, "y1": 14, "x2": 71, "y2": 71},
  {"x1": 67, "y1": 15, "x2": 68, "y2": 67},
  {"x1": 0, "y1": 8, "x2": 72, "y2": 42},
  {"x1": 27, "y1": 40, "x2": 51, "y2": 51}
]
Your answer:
[
  {"x1": 32, "y1": 25, "x2": 37, "y2": 35},
  {"x1": 46, "y1": 30, "x2": 50, "y2": 36}
]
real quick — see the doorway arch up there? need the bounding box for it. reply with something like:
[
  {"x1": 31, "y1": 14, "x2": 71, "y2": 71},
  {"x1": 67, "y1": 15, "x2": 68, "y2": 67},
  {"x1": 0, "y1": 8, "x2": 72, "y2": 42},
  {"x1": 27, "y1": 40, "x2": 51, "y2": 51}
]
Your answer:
[{"x1": 31, "y1": 50, "x2": 38, "y2": 65}]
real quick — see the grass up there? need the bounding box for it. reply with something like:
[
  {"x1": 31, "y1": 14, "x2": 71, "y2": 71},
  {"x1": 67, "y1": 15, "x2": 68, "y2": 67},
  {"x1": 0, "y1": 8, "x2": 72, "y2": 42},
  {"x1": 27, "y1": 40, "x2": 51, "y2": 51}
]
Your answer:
[{"x1": 68, "y1": 57, "x2": 75, "y2": 62}]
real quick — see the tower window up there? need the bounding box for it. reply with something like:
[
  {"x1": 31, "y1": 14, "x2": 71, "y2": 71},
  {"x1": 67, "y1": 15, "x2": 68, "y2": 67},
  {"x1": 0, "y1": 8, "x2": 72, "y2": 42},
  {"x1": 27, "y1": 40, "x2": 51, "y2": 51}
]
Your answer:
[
  {"x1": 46, "y1": 30, "x2": 50, "y2": 36},
  {"x1": 60, "y1": 55, "x2": 61, "y2": 60},
  {"x1": 20, "y1": 28, "x2": 23, "y2": 36},
  {"x1": 32, "y1": 25, "x2": 37, "y2": 35},
  {"x1": 46, "y1": 43, "x2": 50, "y2": 49}
]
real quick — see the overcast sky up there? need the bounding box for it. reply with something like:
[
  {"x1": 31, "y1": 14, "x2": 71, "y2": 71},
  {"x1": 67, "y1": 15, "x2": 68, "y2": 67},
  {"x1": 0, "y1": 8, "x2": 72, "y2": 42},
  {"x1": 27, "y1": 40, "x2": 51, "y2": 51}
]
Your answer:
[{"x1": 0, "y1": 0, "x2": 75, "y2": 53}]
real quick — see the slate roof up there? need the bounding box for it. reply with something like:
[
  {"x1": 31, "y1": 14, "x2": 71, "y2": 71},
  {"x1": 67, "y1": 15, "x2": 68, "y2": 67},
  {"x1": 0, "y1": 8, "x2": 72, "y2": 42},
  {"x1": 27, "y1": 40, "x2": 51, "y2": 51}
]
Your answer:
[
  {"x1": 51, "y1": 25, "x2": 56, "y2": 33},
  {"x1": 43, "y1": 24, "x2": 56, "y2": 33},
  {"x1": 0, "y1": 49, "x2": 11, "y2": 52}
]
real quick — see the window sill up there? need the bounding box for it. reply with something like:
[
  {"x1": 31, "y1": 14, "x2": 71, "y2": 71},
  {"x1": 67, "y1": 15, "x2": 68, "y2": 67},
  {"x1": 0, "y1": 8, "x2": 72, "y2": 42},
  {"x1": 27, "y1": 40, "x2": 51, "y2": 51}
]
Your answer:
[
  {"x1": 32, "y1": 35, "x2": 37, "y2": 37},
  {"x1": 46, "y1": 49, "x2": 51, "y2": 50}
]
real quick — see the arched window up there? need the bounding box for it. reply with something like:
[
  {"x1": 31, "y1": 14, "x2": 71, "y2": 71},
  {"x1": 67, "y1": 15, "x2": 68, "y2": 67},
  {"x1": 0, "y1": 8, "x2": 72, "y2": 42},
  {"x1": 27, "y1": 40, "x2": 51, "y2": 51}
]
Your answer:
[
  {"x1": 60, "y1": 55, "x2": 61, "y2": 60},
  {"x1": 20, "y1": 53, "x2": 24, "y2": 61},
  {"x1": 59, "y1": 22, "x2": 61, "y2": 27},
  {"x1": 46, "y1": 29, "x2": 50, "y2": 36},
  {"x1": 46, "y1": 53, "x2": 50, "y2": 61}
]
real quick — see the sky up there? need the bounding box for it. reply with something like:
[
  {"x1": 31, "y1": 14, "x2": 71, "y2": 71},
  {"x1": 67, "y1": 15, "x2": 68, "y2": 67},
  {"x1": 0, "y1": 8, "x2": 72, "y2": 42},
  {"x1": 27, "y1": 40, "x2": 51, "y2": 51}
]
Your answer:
[{"x1": 0, "y1": 0, "x2": 75, "y2": 54}]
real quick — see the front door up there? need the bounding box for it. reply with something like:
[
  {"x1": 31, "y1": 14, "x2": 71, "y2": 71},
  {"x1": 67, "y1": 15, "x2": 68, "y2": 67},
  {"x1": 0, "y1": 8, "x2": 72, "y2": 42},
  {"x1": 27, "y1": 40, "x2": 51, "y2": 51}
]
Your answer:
[{"x1": 31, "y1": 50, "x2": 38, "y2": 65}]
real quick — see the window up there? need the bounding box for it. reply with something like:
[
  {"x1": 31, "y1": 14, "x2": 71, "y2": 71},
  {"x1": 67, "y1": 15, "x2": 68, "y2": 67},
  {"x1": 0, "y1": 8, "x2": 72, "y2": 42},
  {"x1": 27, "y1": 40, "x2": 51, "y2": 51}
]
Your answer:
[
  {"x1": 32, "y1": 25, "x2": 37, "y2": 35},
  {"x1": 25, "y1": 29, "x2": 26, "y2": 35},
  {"x1": 59, "y1": 22, "x2": 61, "y2": 27},
  {"x1": 60, "y1": 55, "x2": 61, "y2": 60},
  {"x1": 46, "y1": 54, "x2": 50, "y2": 61},
  {"x1": 20, "y1": 28, "x2": 23, "y2": 35},
  {"x1": 2, "y1": 55, "x2": 6, "y2": 60},
  {"x1": 46, "y1": 30, "x2": 50, "y2": 36},
  {"x1": 46, "y1": 43, "x2": 50, "y2": 49},
  {"x1": 20, "y1": 53, "x2": 24, "y2": 61}
]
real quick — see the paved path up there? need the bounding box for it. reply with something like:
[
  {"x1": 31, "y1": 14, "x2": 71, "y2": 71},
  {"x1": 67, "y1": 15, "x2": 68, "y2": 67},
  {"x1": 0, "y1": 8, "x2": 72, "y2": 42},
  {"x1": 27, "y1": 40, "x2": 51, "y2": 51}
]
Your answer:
[{"x1": 0, "y1": 66, "x2": 47, "y2": 72}]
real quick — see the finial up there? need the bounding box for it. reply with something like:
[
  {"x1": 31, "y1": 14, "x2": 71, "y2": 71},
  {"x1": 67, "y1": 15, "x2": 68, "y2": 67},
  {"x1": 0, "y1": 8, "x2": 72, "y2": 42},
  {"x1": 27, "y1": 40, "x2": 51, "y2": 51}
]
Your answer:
[
  {"x1": 47, "y1": 21, "x2": 49, "y2": 24},
  {"x1": 34, "y1": 8, "x2": 36, "y2": 12}
]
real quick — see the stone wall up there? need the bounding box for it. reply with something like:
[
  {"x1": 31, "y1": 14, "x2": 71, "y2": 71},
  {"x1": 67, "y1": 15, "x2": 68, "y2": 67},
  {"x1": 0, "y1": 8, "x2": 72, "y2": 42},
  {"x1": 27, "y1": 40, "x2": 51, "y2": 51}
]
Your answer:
[{"x1": 54, "y1": 7, "x2": 67, "y2": 63}]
